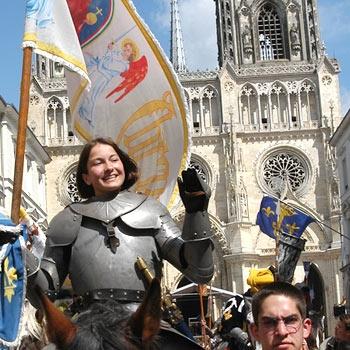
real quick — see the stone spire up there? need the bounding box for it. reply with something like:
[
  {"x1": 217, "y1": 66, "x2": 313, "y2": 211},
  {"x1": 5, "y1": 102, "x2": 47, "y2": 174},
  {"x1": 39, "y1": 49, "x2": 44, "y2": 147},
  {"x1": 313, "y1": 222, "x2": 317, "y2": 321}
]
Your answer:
[{"x1": 170, "y1": 0, "x2": 187, "y2": 73}]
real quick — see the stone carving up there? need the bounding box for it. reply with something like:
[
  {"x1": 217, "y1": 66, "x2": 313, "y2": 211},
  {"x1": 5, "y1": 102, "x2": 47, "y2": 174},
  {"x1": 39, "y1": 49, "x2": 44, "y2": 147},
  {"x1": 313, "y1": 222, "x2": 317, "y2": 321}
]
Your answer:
[
  {"x1": 233, "y1": 62, "x2": 315, "y2": 77},
  {"x1": 239, "y1": 0, "x2": 250, "y2": 16},
  {"x1": 257, "y1": 83, "x2": 269, "y2": 95},
  {"x1": 239, "y1": 177, "x2": 249, "y2": 218},
  {"x1": 287, "y1": 81, "x2": 298, "y2": 94},
  {"x1": 29, "y1": 120, "x2": 37, "y2": 132},
  {"x1": 242, "y1": 25, "x2": 253, "y2": 56},
  {"x1": 37, "y1": 78, "x2": 67, "y2": 92},
  {"x1": 30, "y1": 95, "x2": 40, "y2": 106},
  {"x1": 290, "y1": 23, "x2": 301, "y2": 53},
  {"x1": 179, "y1": 70, "x2": 218, "y2": 81},
  {"x1": 224, "y1": 81, "x2": 234, "y2": 92},
  {"x1": 322, "y1": 75, "x2": 332, "y2": 86},
  {"x1": 228, "y1": 170, "x2": 237, "y2": 219}
]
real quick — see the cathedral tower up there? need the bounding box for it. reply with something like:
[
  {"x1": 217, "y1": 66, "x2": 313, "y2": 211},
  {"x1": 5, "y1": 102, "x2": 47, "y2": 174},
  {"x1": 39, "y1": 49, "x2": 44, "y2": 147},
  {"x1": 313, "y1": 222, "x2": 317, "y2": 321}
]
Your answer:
[
  {"x1": 215, "y1": 0, "x2": 323, "y2": 67},
  {"x1": 176, "y1": 0, "x2": 342, "y2": 335}
]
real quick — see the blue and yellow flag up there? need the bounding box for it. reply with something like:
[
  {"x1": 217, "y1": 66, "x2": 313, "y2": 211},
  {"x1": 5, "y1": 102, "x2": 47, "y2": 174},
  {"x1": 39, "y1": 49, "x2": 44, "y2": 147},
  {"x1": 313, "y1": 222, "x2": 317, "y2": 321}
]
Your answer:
[
  {"x1": 65, "y1": 0, "x2": 191, "y2": 208},
  {"x1": 256, "y1": 196, "x2": 314, "y2": 239},
  {"x1": 0, "y1": 215, "x2": 26, "y2": 348}
]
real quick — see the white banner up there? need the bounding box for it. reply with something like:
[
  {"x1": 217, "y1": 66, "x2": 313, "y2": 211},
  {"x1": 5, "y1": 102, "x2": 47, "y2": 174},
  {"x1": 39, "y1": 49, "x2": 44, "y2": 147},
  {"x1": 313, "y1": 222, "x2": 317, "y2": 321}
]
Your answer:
[
  {"x1": 66, "y1": 0, "x2": 191, "y2": 207},
  {"x1": 23, "y1": 0, "x2": 89, "y2": 85}
]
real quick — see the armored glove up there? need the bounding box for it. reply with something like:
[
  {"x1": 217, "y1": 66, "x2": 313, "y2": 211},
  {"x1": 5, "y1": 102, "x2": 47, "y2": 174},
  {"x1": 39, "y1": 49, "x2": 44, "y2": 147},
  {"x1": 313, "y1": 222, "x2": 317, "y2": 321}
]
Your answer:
[{"x1": 177, "y1": 168, "x2": 211, "y2": 213}]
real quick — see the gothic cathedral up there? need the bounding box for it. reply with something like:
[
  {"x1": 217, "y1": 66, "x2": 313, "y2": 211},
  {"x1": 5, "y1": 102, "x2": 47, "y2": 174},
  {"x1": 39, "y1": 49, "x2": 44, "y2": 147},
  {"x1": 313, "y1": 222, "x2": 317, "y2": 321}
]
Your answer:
[{"x1": 27, "y1": 0, "x2": 342, "y2": 336}]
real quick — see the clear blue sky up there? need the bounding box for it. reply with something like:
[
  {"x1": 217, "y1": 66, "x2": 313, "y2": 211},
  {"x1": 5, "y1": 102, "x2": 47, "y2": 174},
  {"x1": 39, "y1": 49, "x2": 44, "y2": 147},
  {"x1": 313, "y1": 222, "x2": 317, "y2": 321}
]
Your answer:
[{"x1": 1, "y1": 0, "x2": 350, "y2": 114}]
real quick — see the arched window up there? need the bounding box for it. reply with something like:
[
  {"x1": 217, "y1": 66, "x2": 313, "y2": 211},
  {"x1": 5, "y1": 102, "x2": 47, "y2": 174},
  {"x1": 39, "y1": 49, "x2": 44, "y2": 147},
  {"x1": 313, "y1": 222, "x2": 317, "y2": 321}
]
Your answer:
[
  {"x1": 300, "y1": 80, "x2": 317, "y2": 121},
  {"x1": 258, "y1": 3, "x2": 285, "y2": 60},
  {"x1": 240, "y1": 84, "x2": 258, "y2": 126},
  {"x1": 202, "y1": 86, "x2": 219, "y2": 127},
  {"x1": 47, "y1": 97, "x2": 63, "y2": 140},
  {"x1": 270, "y1": 83, "x2": 288, "y2": 124}
]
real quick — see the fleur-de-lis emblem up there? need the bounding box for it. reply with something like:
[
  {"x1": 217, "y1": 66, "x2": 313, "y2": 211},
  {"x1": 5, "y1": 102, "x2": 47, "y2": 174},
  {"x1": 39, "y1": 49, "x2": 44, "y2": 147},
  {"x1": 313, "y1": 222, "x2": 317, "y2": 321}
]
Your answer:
[
  {"x1": 286, "y1": 222, "x2": 300, "y2": 236},
  {"x1": 3, "y1": 257, "x2": 17, "y2": 303},
  {"x1": 263, "y1": 206, "x2": 275, "y2": 217}
]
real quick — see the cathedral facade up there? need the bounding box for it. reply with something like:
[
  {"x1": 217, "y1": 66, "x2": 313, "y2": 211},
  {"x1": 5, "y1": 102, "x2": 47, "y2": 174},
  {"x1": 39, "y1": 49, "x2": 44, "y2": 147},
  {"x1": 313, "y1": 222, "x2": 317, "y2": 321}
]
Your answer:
[{"x1": 27, "y1": 0, "x2": 343, "y2": 336}]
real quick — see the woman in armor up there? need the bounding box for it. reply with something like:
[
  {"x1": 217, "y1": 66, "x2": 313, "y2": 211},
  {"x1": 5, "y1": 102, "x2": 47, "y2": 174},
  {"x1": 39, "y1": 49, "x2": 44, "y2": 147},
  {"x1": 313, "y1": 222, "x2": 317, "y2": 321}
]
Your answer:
[{"x1": 27, "y1": 137, "x2": 214, "y2": 348}]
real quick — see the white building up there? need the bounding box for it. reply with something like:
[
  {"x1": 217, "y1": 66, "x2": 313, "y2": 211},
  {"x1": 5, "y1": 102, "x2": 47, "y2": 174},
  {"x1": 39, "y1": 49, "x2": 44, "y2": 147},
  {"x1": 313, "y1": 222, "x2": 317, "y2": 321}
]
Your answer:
[
  {"x1": 330, "y1": 110, "x2": 350, "y2": 310},
  {"x1": 0, "y1": 95, "x2": 50, "y2": 228}
]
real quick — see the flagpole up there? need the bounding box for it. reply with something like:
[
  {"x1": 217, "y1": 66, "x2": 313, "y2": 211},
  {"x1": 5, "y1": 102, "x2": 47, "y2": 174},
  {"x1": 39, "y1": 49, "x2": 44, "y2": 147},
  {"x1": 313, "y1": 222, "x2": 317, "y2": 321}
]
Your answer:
[{"x1": 11, "y1": 46, "x2": 33, "y2": 224}]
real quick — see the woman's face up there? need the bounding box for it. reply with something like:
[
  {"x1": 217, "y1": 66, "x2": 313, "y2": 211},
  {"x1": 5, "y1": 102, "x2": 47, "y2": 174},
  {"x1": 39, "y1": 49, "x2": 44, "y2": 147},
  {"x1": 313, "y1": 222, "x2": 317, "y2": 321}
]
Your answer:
[{"x1": 82, "y1": 143, "x2": 126, "y2": 197}]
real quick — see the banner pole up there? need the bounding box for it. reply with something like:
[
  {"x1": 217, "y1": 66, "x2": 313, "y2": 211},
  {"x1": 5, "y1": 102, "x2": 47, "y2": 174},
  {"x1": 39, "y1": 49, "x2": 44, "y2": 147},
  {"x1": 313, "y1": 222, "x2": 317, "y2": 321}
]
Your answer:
[{"x1": 11, "y1": 46, "x2": 33, "y2": 224}]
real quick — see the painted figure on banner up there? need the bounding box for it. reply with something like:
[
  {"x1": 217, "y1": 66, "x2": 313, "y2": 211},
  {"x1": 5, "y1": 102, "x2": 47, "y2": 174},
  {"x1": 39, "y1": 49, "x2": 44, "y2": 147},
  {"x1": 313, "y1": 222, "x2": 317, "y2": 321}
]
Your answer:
[
  {"x1": 26, "y1": 0, "x2": 53, "y2": 28},
  {"x1": 78, "y1": 36, "x2": 148, "y2": 127},
  {"x1": 105, "y1": 38, "x2": 148, "y2": 103}
]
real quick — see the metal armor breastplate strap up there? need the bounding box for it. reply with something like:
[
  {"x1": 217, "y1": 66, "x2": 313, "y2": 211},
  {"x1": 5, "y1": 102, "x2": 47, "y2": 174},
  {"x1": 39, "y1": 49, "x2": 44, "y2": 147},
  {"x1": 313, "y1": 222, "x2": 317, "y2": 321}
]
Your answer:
[
  {"x1": 69, "y1": 216, "x2": 162, "y2": 296},
  {"x1": 102, "y1": 221, "x2": 120, "y2": 253}
]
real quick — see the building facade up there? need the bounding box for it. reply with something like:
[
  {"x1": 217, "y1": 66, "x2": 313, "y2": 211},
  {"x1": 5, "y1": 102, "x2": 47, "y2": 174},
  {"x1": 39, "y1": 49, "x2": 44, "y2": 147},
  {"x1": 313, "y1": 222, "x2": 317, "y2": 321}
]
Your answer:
[
  {"x1": 26, "y1": 0, "x2": 343, "y2": 336},
  {"x1": 330, "y1": 111, "x2": 350, "y2": 312},
  {"x1": 0, "y1": 96, "x2": 50, "y2": 228}
]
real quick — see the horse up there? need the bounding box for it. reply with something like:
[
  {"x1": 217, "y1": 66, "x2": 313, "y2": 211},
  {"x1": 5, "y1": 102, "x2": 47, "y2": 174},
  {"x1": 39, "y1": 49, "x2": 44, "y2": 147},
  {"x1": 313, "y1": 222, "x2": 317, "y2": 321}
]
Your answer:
[{"x1": 36, "y1": 279, "x2": 204, "y2": 350}]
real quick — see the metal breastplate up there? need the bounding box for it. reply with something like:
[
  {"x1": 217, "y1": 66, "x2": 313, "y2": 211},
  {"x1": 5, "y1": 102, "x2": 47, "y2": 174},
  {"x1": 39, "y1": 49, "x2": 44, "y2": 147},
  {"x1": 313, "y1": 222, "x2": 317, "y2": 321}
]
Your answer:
[{"x1": 69, "y1": 216, "x2": 162, "y2": 295}]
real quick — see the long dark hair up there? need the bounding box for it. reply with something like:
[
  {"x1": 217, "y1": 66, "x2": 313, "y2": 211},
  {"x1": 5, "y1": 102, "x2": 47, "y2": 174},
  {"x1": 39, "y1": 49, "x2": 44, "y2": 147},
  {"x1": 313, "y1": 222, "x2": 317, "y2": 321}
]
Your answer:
[{"x1": 76, "y1": 137, "x2": 139, "y2": 198}]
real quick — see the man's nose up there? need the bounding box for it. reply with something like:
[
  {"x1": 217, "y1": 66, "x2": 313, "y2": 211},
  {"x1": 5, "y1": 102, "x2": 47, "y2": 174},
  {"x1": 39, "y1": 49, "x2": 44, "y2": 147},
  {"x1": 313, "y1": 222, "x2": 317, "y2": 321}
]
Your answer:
[{"x1": 275, "y1": 320, "x2": 289, "y2": 335}]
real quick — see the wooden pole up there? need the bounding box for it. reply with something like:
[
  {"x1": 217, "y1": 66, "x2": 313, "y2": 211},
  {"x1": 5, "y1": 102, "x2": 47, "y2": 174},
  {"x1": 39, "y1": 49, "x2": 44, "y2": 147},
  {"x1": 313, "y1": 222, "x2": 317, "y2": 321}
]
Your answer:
[
  {"x1": 11, "y1": 46, "x2": 33, "y2": 224},
  {"x1": 198, "y1": 284, "x2": 209, "y2": 349}
]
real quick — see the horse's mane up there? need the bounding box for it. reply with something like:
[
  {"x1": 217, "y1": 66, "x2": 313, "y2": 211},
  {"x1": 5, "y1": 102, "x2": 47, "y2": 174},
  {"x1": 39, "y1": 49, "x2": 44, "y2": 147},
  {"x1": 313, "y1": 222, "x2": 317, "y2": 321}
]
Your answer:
[{"x1": 65, "y1": 300, "x2": 160, "y2": 350}]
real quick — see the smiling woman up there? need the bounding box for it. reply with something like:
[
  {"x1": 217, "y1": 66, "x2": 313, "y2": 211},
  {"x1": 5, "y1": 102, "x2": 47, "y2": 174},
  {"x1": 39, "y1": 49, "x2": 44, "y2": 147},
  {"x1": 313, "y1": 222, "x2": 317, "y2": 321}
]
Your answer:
[{"x1": 81, "y1": 144, "x2": 126, "y2": 196}]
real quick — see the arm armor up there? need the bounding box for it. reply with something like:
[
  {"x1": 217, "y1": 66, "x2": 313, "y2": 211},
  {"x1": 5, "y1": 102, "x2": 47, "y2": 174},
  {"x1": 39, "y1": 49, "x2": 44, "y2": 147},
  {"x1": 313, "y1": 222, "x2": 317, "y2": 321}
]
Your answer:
[
  {"x1": 26, "y1": 206, "x2": 81, "y2": 308},
  {"x1": 121, "y1": 195, "x2": 214, "y2": 284},
  {"x1": 26, "y1": 252, "x2": 59, "y2": 308},
  {"x1": 156, "y1": 211, "x2": 214, "y2": 284}
]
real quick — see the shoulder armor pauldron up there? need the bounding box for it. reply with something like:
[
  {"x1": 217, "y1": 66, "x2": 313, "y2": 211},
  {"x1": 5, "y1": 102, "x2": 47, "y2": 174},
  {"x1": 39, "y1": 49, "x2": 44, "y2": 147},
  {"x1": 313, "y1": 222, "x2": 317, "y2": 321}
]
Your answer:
[
  {"x1": 121, "y1": 196, "x2": 168, "y2": 229},
  {"x1": 70, "y1": 190, "x2": 147, "y2": 223},
  {"x1": 46, "y1": 207, "x2": 82, "y2": 247}
]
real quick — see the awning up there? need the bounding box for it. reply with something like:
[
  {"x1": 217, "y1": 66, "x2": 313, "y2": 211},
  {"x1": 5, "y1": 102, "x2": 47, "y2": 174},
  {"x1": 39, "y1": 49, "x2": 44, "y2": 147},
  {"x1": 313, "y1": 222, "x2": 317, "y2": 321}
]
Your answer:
[{"x1": 171, "y1": 283, "x2": 237, "y2": 299}]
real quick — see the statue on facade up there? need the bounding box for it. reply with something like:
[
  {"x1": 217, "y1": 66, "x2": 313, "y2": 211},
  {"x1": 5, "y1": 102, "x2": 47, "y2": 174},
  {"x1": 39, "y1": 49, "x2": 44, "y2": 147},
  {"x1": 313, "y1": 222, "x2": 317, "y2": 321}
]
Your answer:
[
  {"x1": 290, "y1": 23, "x2": 301, "y2": 52},
  {"x1": 242, "y1": 25, "x2": 253, "y2": 56}
]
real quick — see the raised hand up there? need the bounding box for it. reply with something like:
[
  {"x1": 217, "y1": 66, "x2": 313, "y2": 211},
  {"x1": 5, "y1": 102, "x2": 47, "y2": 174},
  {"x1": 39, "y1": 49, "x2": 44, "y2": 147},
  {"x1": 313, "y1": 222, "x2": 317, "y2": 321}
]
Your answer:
[{"x1": 177, "y1": 168, "x2": 211, "y2": 213}]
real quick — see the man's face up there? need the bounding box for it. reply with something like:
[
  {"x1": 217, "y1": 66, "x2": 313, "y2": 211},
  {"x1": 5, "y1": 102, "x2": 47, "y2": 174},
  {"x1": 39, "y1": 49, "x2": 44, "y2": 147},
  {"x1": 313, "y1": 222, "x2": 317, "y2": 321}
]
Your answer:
[{"x1": 250, "y1": 295, "x2": 311, "y2": 350}]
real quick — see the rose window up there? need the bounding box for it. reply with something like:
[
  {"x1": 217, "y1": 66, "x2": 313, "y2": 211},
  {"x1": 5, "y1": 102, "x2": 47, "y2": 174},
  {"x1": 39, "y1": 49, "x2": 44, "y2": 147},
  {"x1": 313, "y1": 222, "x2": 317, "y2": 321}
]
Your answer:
[{"x1": 262, "y1": 152, "x2": 307, "y2": 193}]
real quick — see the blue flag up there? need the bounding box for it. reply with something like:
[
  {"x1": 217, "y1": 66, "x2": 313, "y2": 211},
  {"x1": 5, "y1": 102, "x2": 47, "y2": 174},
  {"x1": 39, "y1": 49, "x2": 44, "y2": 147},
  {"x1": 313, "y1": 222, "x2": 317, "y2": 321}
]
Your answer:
[
  {"x1": 256, "y1": 196, "x2": 314, "y2": 239},
  {"x1": 0, "y1": 214, "x2": 26, "y2": 347}
]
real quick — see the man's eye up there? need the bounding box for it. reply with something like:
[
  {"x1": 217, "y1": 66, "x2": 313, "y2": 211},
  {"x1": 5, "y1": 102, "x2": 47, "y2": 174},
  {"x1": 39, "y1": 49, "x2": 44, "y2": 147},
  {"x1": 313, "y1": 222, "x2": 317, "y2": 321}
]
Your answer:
[
  {"x1": 284, "y1": 316, "x2": 299, "y2": 325},
  {"x1": 263, "y1": 318, "x2": 277, "y2": 327}
]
